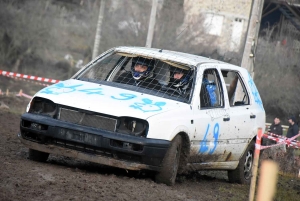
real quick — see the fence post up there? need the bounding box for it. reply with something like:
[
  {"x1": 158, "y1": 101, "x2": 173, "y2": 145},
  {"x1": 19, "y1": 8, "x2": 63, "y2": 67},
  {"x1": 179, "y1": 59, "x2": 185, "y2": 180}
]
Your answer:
[
  {"x1": 249, "y1": 127, "x2": 263, "y2": 201},
  {"x1": 256, "y1": 160, "x2": 278, "y2": 201}
]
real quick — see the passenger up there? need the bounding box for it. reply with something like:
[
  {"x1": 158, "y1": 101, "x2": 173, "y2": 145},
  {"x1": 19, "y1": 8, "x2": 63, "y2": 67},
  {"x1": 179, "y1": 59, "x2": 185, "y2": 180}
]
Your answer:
[
  {"x1": 167, "y1": 66, "x2": 193, "y2": 96},
  {"x1": 116, "y1": 57, "x2": 160, "y2": 90}
]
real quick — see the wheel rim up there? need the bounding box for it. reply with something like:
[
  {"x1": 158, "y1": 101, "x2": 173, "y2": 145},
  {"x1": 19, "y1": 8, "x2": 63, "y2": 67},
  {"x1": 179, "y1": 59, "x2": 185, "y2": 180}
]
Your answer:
[{"x1": 244, "y1": 150, "x2": 253, "y2": 180}]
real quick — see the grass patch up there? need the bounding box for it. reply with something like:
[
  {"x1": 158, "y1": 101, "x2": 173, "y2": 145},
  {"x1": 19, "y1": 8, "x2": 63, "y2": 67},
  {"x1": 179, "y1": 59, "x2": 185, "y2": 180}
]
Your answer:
[
  {"x1": 218, "y1": 175, "x2": 300, "y2": 201},
  {"x1": 218, "y1": 184, "x2": 249, "y2": 201},
  {"x1": 275, "y1": 175, "x2": 300, "y2": 201}
]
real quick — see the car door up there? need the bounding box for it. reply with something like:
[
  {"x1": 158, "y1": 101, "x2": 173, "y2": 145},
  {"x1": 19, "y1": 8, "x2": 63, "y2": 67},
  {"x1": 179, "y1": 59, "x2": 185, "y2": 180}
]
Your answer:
[
  {"x1": 219, "y1": 66, "x2": 255, "y2": 162},
  {"x1": 189, "y1": 65, "x2": 231, "y2": 165}
]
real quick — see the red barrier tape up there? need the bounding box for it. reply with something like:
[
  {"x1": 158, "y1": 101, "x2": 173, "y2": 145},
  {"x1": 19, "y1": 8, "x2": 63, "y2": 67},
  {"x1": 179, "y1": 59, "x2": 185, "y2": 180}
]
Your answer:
[
  {"x1": 6, "y1": 75, "x2": 50, "y2": 87},
  {"x1": 0, "y1": 70, "x2": 60, "y2": 84},
  {"x1": 261, "y1": 132, "x2": 300, "y2": 150}
]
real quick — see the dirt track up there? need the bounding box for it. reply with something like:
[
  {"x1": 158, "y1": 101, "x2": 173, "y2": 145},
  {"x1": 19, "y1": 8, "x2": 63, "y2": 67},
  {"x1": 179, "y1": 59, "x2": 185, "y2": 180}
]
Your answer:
[{"x1": 0, "y1": 97, "x2": 299, "y2": 201}]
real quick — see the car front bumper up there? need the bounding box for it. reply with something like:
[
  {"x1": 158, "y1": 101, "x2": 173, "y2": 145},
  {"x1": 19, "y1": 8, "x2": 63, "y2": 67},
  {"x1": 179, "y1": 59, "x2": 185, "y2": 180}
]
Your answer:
[{"x1": 19, "y1": 113, "x2": 170, "y2": 171}]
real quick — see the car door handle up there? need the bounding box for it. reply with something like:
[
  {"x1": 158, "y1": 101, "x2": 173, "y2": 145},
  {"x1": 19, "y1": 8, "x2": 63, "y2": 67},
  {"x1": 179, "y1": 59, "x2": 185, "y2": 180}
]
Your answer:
[
  {"x1": 223, "y1": 117, "x2": 230, "y2": 121},
  {"x1": 250, "y1": 115, "x2": 256, "y2": 119}
]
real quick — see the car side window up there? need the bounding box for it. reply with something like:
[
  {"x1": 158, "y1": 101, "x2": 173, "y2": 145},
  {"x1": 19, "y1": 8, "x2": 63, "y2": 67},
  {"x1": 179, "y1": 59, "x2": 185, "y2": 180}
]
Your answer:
[
  {"x1": 80, "y1": 54, "x2": 124, "y2": 81},
  {"x1": 200, "y1": 69, "x2": 224, "y2": 109},
  {"x1": 221, "y1": 70, "x2": 250, "y2": 106}
]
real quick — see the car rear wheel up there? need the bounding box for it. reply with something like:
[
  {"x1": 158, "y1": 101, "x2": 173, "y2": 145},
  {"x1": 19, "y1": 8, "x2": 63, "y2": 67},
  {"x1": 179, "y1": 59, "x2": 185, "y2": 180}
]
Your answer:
[
  {"x1": 228, "y1": 140, "x2": 255, "y2": 184},
  {"x1": 28, "y1": 148, "x2": 49, "y2": 162},
  {"x1": 155, "y1": 135, "x2": 182, "y2": 186}
]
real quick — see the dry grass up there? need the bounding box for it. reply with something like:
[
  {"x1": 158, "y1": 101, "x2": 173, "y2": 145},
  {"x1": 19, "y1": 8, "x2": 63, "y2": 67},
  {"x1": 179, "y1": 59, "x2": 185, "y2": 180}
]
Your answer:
[{"x1": 255, "y1": 35, "x2": 300, "y2": 123}]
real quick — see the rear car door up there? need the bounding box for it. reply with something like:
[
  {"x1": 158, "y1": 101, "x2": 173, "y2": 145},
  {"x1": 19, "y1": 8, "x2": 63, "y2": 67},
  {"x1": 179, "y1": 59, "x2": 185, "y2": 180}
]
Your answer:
[{"x1": 219, "y1": 65, "x2": 256, "y2": 161}]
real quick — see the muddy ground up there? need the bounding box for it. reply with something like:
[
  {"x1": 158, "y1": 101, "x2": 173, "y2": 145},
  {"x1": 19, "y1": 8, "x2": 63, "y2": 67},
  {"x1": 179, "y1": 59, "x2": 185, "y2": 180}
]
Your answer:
[{"x1": 0, "y1": 96, "x2": 299, "y2": 201}]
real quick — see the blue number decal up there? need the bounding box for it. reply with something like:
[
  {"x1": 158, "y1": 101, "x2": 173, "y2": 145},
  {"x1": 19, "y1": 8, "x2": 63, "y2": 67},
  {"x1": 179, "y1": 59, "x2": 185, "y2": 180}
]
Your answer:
[
  {"x1": 78, "y1": 88, "x2": 103, "y2": 95},
  {"x1": 40, "y1": 83, "x2": 82, "y2": 95},
  {"x1": 130, "y1": 98, "x2": 166, "y2": 113},
  {"x1": 111, "y1": 93, "x2": 137, "y2": 100},
  {"x1": 209, "y1": 123, "x2": 219, "y2": 154},
  {"x1": 199, "y1": 124, "x2": 210, "y2": 153},
  {"x1": 199, "y1": 123, "x2": 220, "y2": 154}
]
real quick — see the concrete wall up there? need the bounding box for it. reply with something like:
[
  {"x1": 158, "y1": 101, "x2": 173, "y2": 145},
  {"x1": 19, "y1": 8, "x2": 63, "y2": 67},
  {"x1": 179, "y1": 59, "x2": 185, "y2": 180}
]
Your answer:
[{"x1": 180, "y1": 0, "x2": 252, "y2": 54}]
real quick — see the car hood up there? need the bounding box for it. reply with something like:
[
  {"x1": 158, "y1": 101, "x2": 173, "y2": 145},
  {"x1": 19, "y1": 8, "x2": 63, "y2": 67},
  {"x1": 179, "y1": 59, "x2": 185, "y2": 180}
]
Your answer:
[{"x1": 34, "y1": 79, "x2": 188, "y2": 119}]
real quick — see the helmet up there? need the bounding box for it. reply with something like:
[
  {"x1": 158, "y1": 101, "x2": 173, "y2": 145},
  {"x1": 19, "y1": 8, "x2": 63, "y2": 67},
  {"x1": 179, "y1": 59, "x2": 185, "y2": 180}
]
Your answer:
[
  {"x1": 169, "y1": 66, "x2": 192, "y2": 88},
  {"x1": 131, "y1": 57, "x2": 155, "y2": 80}
]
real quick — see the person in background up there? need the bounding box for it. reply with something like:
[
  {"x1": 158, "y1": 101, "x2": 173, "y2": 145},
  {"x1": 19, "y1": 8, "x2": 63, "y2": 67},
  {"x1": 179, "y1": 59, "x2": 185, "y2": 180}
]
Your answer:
[
  {"x1": 268, "y1": 117, "x2": 283, "y2": 136},
  {"x1": 286, "y1": 116, "x2": 299, "y2": 139},
  {"x1": 264, "y1": 117, "x2": 283, "y2": 145},
  {"x1": 286, "y1": 116, "x2": 299, "y2": 159}
]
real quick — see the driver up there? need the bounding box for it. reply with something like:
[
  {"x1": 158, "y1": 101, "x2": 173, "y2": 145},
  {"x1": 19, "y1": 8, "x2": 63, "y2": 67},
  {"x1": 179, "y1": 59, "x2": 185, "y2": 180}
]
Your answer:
[{"x1": 116, "y1": 57, "x2": 160, "y2": 90}]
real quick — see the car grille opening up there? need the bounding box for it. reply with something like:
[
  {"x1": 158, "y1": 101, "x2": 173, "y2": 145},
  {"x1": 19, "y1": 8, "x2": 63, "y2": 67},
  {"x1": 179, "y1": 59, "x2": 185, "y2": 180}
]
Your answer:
[{"x1": 58, "y1": 108, "x2": 117, "y2": 131}]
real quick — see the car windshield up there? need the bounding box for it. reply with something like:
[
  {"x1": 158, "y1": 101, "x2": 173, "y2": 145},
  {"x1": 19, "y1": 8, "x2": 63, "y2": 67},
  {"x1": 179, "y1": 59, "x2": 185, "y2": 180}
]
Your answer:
[{"x1": 76, "y1": 52, "x2": 194, "y2": 103}]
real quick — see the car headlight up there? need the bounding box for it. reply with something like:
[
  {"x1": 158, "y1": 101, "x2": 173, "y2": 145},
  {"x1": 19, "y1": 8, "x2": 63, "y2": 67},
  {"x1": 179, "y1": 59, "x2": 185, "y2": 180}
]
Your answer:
[
  {"x1": 28, "y1": 97, "x2": 57, "y2": 118},
  {"x1": 117, "y1": 117, "x2": 148, "y2": 137}
]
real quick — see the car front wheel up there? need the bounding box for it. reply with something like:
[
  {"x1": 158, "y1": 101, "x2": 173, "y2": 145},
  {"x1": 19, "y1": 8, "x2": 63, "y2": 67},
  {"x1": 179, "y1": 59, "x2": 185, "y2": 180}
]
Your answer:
[
  {"x1": 155, "y1": 135, "x2": 182, "y2": 186},
  {"x1": 228, "y1": 140, "x2": 255, "y2": 184}
]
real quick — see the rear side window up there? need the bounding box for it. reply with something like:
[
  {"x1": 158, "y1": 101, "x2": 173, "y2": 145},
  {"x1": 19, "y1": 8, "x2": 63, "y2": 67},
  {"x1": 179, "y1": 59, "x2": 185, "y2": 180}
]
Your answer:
[
  {"x1": 221, "y1": 70, "x2": 250, "y2": 106},
  {"x1": 200, "y1": 69, "x2": 224, "y2": 108}
]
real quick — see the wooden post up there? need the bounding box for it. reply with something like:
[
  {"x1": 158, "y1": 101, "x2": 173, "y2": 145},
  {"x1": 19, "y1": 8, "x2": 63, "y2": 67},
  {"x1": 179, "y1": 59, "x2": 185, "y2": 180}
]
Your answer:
[
  {"x1": 92, "y1": 0, "x2": 105, "y2": 59},
  {"x1": 249, "y1": 127, "x2": 263, "y2": 201},
  {"x1": 241, "y1": 0, "x2": 265, "y2": 76},
  {"x1": 256, "y1": 160, "x2": 278, "y2": 201},
  {"x1": 145, "y1": 0, "x2": 158, "y2": 48},
  {"x1": 235, "y1": 0, "x2": 265, "y2": 101}
]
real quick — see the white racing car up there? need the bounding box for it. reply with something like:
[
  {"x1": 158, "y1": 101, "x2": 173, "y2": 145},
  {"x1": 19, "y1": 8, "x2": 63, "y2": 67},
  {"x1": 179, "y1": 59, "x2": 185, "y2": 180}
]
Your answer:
[{"x1": 19, "y1": 46, "x2": 265, "y2": 186}]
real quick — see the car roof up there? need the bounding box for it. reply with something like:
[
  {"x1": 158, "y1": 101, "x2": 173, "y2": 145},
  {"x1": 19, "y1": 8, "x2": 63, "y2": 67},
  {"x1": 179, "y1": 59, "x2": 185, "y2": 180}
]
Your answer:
[{"x1": 115, "y1": 46, "x2": 227, "y2": 68}]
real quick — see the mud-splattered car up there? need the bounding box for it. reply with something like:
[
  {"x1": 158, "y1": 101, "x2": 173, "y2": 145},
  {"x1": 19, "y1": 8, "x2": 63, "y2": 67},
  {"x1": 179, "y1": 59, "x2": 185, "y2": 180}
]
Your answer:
[{"x1": 19, "y1": 46, "x2": 265, "y2": 186}]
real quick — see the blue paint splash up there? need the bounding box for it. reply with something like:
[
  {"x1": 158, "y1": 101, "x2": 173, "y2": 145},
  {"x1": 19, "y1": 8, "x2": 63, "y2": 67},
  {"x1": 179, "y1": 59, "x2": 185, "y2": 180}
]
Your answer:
[{"x1": 248, "y1": 73, "x2": 264, "y2": 110}]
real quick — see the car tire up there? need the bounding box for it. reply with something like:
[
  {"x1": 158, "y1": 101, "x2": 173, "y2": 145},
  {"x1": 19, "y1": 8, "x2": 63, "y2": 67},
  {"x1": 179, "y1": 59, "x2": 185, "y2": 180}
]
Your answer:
[
  {"x1": 28, "y1": 148, "x2": 49, "y2": 162},
  {"x1": 155, "y1": 135, "x2": 182, "y2": 186},
  {"x1": 228, "y1": 140, "x2": 255, "y2": 184}
]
